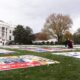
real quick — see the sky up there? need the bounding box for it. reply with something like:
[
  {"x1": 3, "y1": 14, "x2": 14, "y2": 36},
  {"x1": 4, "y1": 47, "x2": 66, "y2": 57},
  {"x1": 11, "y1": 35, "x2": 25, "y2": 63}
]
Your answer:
[{"x1": 0, "y1": 0, "x2": 80, "y2": 33}]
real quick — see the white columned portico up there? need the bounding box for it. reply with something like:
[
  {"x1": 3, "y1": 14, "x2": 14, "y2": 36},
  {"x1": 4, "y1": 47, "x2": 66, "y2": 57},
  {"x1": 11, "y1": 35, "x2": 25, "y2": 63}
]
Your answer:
[{"x1": 0, "y1": 20, "x2": 14, "y2": 45}]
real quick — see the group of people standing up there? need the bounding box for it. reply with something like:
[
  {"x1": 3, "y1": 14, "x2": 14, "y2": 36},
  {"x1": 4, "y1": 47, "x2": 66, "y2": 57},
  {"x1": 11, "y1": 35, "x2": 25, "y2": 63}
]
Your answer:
[{"x1": 65, "y1": 39, "x2": 73, "y2": 48}]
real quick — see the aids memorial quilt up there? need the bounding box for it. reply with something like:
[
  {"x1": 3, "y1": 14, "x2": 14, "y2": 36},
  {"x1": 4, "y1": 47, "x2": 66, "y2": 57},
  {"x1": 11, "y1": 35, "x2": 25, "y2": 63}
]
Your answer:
[
  {"x1": 0, "y1": 49, "x2": 15, "y2": 54},
  {"x1": 53, "y1": 52, "x2": 80, "y2": 58},
  {"x1": 0, "y1": 55, "x2": 59, "y2": 71}
]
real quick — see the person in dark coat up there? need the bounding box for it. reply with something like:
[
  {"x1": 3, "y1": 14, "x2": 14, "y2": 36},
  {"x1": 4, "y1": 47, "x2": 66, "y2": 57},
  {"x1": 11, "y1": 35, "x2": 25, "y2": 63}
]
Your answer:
[{"x1": 67, "y1": 39, "x2": 73, "y2": 48}]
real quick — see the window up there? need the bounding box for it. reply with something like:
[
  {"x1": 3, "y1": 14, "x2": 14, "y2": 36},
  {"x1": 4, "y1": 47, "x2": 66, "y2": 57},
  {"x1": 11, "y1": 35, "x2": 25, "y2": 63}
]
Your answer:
[
  {"x1": 6, "y1": 28, "x2": 7, "y2": 31},
  {"x1": 6, "y1": 28, "x2": 7, "y2": 36},
  {"x1": 10, "y1": 30, "x2": 11, "y2": 33},
  {"x1": 9, "y1": 36, "x2": 11, "y2": 40},
  {"x1": 2, "y1": 27, "x2": 5, "y2": 30},
  {"x1": 2, "y1": 27, "x2": 5, "y2": 36}
]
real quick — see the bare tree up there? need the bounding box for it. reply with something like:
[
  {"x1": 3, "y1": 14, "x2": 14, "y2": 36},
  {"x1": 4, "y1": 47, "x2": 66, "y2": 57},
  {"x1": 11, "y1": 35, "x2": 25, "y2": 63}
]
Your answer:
[{"x1": 42, "y1": 13, "x2": 72, "y2": 43}]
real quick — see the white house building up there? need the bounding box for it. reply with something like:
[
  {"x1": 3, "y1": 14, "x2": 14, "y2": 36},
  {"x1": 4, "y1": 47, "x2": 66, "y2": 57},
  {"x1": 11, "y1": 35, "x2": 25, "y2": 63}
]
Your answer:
[{"x1": 0, "y1": 20, "x2": 14, "y2": 45}]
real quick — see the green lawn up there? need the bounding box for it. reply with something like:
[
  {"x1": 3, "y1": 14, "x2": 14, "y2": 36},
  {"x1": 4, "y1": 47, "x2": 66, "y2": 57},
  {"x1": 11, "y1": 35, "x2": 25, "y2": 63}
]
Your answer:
[{"x1": 0, "y1": 49, "x2": 80, "y2": 80}]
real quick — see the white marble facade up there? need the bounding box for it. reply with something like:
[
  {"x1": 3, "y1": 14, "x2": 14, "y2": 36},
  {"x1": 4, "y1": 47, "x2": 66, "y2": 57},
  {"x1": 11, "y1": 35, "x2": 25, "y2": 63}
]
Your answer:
[{"x1": 0, "y1": 20, "x2": 14, "y2": 45}]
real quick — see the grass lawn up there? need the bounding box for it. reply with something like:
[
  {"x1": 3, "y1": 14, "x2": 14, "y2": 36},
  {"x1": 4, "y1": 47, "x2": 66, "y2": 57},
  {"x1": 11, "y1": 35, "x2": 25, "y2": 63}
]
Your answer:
[{"x1": 0, "y1": 48, "x2": 80, "y2": 80}]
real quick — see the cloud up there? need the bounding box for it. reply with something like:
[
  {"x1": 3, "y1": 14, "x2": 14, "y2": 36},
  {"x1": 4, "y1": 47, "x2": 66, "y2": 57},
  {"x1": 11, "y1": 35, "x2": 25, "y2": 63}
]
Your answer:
[{"x1": 0, "y1": 0, "x2": 80, "y2": 33}]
